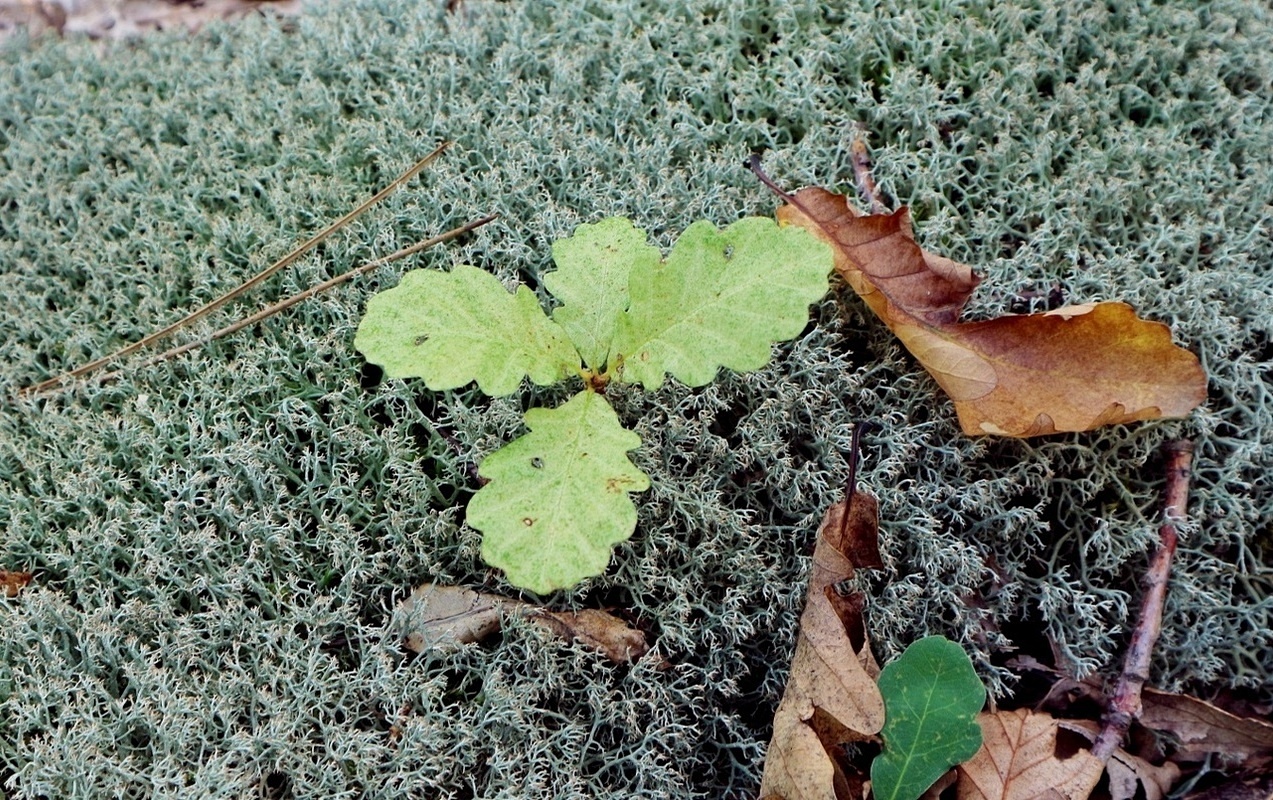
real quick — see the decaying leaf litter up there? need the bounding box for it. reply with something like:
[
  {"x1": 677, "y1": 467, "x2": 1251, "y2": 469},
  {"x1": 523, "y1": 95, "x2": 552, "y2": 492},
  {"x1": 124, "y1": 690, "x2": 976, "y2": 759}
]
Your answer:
[
  {"x1": 0, "y1": 0, "x2": 302, "y2": 42},
  {"x1": 749, "y1": 150, "x2": 1267, "y2": 800},
  {"x1": 751, "y1": 156, "x2": 1207, "y2": 438},
  {"x1": 8, "y1": 132, "x2": 1256, "y2": 800},
  {"x1": 394, "y1": 583, "x2": 650, "y2": 665},
  {"x1": 754, "y1": 430, "x2": 1218, "y2": 800}
]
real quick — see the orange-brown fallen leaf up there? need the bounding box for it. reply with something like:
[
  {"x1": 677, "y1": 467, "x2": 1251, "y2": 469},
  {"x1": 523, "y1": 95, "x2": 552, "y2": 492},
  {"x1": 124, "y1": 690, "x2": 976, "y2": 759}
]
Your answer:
[
  {"x1": 760, "y1": 495, "x2": 886, "y2": 800},
  {"x1": 956, "y1": 709, "x2": 1104, "y2": 800},
  {"x1": 1139, "y1": 688, "x2": 1273, "y2": 769},
  {"x1": 393, "y1": 583, "x2": 649, "y2": 664},
  {"x1": 775, "y1": 189, "x2": 1207, "y2": 437},
  {"x1": 1, "y1": 569, "x2": 33, "y2": 597}
]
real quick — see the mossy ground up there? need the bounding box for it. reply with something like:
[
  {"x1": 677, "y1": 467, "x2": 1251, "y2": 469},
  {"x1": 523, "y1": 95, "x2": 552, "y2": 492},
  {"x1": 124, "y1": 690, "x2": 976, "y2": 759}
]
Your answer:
[{"x1": 1, "y1": 1, "x2": 1270, "y2": 797}]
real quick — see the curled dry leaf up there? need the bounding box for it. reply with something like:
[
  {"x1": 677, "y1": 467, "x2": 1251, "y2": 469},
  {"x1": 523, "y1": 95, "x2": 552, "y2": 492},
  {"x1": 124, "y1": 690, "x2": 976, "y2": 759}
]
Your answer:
[
  {"x1": 1106, "y1": 749, "x2": 1181, "y2": 800},
  {"x1": 393, "y1": 583, "x2": 648, "y2": 664},
  {"x1": 1062, "y1": 719, "x2": 1183, "y2": 800},
  {"x1": 760, "y1": 495, "x2": 886, "y2": 800},
  {"x1": 956, "y1": 709, "x2": 1104, "y2": 800},
  {"x1": 1, "y1": 569, "x2": 33, "y2": 597},
  {"x1": 776, "y1": 189, "x2": 1207, "y2": 437},
  {"x1": 395, "y1": 583, "x2": 505, "y2": 651},
  {"x1": 528, "y1": 608, "x2": 650, "y2": 665},
  {"x1": 1140, "y1": 688, "x2": 1273, "y2": 768}
]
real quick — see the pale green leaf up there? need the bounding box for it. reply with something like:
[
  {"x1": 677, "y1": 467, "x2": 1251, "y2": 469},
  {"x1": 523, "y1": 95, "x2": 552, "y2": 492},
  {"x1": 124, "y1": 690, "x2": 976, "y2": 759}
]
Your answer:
[
  {"x1": 469, "y1": 391, "x2": 650, "y2": 594},
  {"x1": 611, "y1": 217, "x2": 832, "y2": 390},
  {"x1": 872, "y1": 636, "x2": 986, "y2": 800},
  {"x1": 544, "y1": 217, "x2": 660, "y2": 372},
  {"x1": 354, "y1": 265, "x2": 581, "y2": 396}
]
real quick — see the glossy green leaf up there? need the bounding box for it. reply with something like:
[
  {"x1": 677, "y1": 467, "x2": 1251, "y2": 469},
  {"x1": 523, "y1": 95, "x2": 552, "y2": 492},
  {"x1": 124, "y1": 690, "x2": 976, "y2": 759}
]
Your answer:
[
  {"x1": 354, "y1": 264, "x2": 580, "y2": 396},
  {"x1": 872, "y1": 636, "x2": 986, "y2": 800},
  {"x1": 544, "y1": 217, "x2": 660, "y2": 373},
  {"x1": 611, "y1": 217, "x2": 832, "y2": 389},
  {"x1": 468, "y1": 390, "x2": 650, "y2": 594}
]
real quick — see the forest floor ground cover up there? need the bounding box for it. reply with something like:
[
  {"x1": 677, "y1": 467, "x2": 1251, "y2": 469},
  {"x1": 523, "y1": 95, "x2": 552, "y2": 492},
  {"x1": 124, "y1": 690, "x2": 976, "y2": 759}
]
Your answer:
[{"x1": 1, "y1": 1, "x2": 1270, "y2": 797}]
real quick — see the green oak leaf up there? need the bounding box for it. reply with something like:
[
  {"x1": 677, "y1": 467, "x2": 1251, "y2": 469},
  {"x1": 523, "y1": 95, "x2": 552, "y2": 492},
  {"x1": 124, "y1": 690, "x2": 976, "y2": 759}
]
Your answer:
[
  {"x1": 544, "y1": 217, "x2": 660, "y2": 373},
  {"x1": 468, "y1": 390, "x2": 650, "y2": 594},
  {"x1": 354, "y1": 264, "x2": 581, "y2": 396},
  {"x1": 872, "y1": 636, "x2": 986, "y2": 800},
  {"x1": 611, "y1": 217, "x2": 832, "y2": 390}
]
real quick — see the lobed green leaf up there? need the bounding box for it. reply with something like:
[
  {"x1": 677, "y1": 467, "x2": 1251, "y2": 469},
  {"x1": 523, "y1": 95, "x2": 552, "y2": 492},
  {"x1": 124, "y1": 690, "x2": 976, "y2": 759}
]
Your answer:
[
  {"x1": 353, "y1": 265, "x2": 581, "y2": 396},
  {"x1": 544, "y1": 217, "x2": 660, "y2": 373},
  {"x1": 611, "y1": 217, "x2": 832, "y2": 390},
  {"x1": 468, "y1": 391, "x2": 650, "y2": 594}
]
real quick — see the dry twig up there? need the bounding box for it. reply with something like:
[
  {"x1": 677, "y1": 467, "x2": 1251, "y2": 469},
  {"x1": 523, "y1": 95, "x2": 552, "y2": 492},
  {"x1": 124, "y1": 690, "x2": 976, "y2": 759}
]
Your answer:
[
  {"x1": 1091, "y1": 439, "x2": 1196, "y2": 761},
  {"x1": 849, "y1": 133, "x2": 887, "y2": 214},
  {"x1": 95, "y1": 214, "x2": 497, "y2": 385},
  {"x1": 20, "y1": 141, "x2": 453, "y2": 395}
]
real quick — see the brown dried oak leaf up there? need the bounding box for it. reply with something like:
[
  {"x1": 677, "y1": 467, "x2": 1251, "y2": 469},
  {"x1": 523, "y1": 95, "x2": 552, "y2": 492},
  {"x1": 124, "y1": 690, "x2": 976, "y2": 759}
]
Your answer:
[
  {"x1": 394, "y1": 583, "x2": 648, "y2": 664},
  {"x1": 1063, "y1": 718, "x2": 1183, "y2": 800},
  {"x1": 776, "y1": 189, "x2": 1207, "y2": 437},
  {"x1": 760, "y1": 495, "x2": 885, "y2": 800},
  {"x1": 956, "y1": 709, "x2": 1105, "y2": 800},
  {"x1": 1140, "y1": 688, "x2": 1273, "y2": 769}
]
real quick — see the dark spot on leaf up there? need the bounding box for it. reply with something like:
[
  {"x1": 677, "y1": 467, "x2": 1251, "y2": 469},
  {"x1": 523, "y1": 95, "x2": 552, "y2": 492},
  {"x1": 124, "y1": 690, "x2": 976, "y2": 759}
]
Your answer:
[
  {"x1": 723, "y1": 245, "x2": 734, "y2": 259},
  {"x1": 522, "y1": 517, "x2": 535, "y2": 527},
  {"x1": 605, "y1": 476, "x2": 636, "y2": 493},
  {"x1": 413, "y1": 334, "x2": 429, "y2": 346},
  {"x1": 530, "y1": 457, "x2": 543, "y2": 469}
]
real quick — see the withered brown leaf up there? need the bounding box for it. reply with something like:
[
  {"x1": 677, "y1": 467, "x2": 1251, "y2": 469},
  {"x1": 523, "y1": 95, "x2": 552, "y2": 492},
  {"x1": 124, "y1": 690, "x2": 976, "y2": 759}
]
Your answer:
[
  {"x1": 760, "y1": 496, "x2": 886, "y2": 800},
  {"x1": 1107, "y1": 748, "x2": 1182, "y2": 800},
  {"x1": 528, "y1": 608, "x2": 650, "y2": 664},
  {"x1": 1063, "y1": 718, "x2": 1184, "y2": 800},
  {"x1": 956, "y1": 709, "x2": 1104, "y2": 800},
  {"x1": 394, "y1": 583, "x2": 648, "y2": 664},
  {"x1": 1140, "y1": 688, "x2": 1273, "y2": 769},
  {"x1": 776, "y1": 189, "x2": 1207, "y2": 437}
]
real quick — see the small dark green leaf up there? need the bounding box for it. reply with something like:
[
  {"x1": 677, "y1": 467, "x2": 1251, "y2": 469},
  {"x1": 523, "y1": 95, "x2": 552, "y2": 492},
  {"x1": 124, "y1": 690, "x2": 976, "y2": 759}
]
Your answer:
[{"x1": 871, "y1": 636, "x2": 985, "y2": 800}]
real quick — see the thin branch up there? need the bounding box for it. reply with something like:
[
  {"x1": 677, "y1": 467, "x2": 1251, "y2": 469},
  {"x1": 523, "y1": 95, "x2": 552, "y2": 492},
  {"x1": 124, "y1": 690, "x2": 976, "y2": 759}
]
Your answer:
[
  {"x1": 19, "y1": 141, "x2": 452, "y2": 396},
  {"x1": 849, "y1": 134, "x2": 887, "y2": 215},
  {"x1": 1091, "y1": 439, "x2": 1196, "y2": 761},
  {"x1": 89, "y1": 214, "x2": 498, "y2": 387}
]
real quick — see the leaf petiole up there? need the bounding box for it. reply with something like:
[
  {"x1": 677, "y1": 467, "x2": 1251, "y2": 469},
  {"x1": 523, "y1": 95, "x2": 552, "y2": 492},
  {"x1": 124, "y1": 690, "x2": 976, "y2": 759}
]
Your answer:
[{"x1": 842, "y1": 420, "x2": 878, "y2": 540}]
